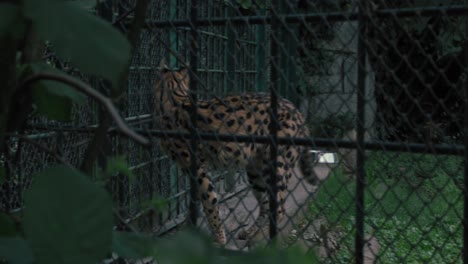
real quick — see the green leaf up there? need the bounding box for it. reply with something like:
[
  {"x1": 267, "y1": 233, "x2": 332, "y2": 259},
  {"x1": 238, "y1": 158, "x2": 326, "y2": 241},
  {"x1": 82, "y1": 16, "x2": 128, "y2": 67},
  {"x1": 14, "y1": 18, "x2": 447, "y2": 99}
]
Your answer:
[
  {"x1": 0, "y1": 237, "x2": 34, "y2": 264},
  {"x1": 0, "y1": 213, "x2": 18, "y2": 237},
  {"x1": 0, "y1": 3, "x2": 25, "y2": 39},
  {"x1": 141, "y1": 197, "x2": 169, "y2": 212},
  {"x1": 72, "y1": 0, "x2": 98, "y2": 10},
  {"x1": 112, "y1": 231, "x2": 157, "y2": 259},
  {"x1": 254, "y1": 0, "x2": 267, "y2": 9},
  {"x1": 105, "y1": 155, "x2": 134, "y2": 180},
  {"x1": 23, "y1": 0, "x2": 131, "y2": 88},
  {"x1": 23, "y1": 165, "x2": 113, "y2": 264},
  {"x1": 22, "y1": 63, "x2": 87, "y2": 121},
  {"x1": 137, "y1": 196, "x2": 169, "y2": 213},
  {"x1": 32, "y1": 85, "x2": 74, "y2": 121},
  {"x1": 112, "y1": 229, "x2": 318, "y2": 264},
  {"x1": 0, "y1": 3, "x2": 17, "y2": 31},
  {"x1": 155, "y1": 229, "x2": 221, "y2": 264},
  {"x1": 237, "y1": 0, "x2": 253, "y2": 9}
]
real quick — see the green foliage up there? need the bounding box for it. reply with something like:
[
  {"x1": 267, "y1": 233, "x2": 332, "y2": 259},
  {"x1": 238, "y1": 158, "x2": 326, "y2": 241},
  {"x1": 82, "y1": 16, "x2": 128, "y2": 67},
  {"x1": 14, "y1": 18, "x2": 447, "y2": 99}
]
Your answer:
[
  {"x1": 104, "y1": 155, "x2": 135, "y2": 180},
  {"x1": 1, "y1": 1, "x2": 317, "y2": 263},
  {"x1": 152, "y1": 229, "x2": 317, "y2": 264},
  {"x1": 366, "y1": 151, "x2": 463, "y2": 190},
  {"x1": 71, "y1": 0, "x2": 99, "y2": 10},
  {"x1": 112, "y1": 231, "x2": 158, "y2": 259},
  {"x1": 113, "y1": 228, "x2": 319, "y2": 263},
  {"x1": 0, "y1": 213, "x2": 18, "y2": 237},
  {"x1": 436, "y1": 16, "x2": 465, "y2": 58},
  {"x1": 0, "y1": 166, "x2": 113, "y2": 263},
  {"x1": 406, "y1": 0, "x2": 465, "y2": 58},
  {"x1": 22, "y1": 0, "x2": 131, "y2": 88},
  {"x1": 115, "y1": 228, "x2": 317, "y2": 263},
  {"x1": 237, "y1": 0, "x2": 253, "y2": 9},
  {"x1": 155, "y1": 230, "x2": 225, "y2": 264},
  {"x1": 95, "y1": 155, "x2": 135, "y2": 185},
  {"x1": 365, "y1": 152, "x2": 463, "y2": 224},
  {"x1": 0, "y1": 160, "x2": 318, "y2": 263},
  {"x1": 0, "y1": 237, "x2": 34, "y2": 264},
  {"x1": 20, "y1": 63, "x2": 88, "y2": 121},
  {"x1": 1, "y1": 0, "x2": 131, "y2": 125},
  {"x1": 310, "y1": 152, "x2": 464, "y2": 263},
  {"x1": 309, "y1": 168, "x2": 354, "y2": 227},
  {"x1": 308, "y1": 113, "x2": 355, "y2": 138},
  {"x1": 374, "y1": 217, "x2": 462, "y2": 263},
  {"x1": 23, "y1": 165, "x2": 113, "y2": 264},
  {"x1": 0, "y1": 3, "x2": 24, "y2": 40},
  {"x1": 140, "y1": 197, "x2": 169, "y2": 212}
]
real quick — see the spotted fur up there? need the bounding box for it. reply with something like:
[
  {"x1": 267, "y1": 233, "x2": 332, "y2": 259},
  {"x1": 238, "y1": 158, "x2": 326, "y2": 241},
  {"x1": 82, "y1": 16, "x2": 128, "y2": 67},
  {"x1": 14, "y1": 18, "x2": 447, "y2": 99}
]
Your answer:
[{"x1": 154, "y1": 60, "x2": 318, "y2": 244}]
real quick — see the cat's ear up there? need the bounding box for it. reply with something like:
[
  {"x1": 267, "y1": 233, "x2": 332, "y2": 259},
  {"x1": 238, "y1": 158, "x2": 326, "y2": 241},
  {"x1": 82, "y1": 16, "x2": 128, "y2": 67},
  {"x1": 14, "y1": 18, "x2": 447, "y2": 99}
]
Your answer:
[{"x1": 159, "y1": 59, "x2": 170, "y2": 71}]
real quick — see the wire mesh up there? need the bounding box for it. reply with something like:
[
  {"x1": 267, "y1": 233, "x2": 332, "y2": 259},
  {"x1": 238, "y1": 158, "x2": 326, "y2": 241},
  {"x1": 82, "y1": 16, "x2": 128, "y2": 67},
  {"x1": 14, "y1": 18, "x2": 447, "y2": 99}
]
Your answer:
[
  {"x1": 143, "y1": 0, "x2": 467, "y2": 262},
  {"x1": 1, "y1": 0, "x2": 467, "y2": 263}
]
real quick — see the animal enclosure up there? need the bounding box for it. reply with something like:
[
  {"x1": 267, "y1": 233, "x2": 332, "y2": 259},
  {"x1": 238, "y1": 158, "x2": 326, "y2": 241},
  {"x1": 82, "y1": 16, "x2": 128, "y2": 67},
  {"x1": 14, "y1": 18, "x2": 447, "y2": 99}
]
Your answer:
[{"x1": 1, "y1": 0, "x2": 468, "y2": 263}]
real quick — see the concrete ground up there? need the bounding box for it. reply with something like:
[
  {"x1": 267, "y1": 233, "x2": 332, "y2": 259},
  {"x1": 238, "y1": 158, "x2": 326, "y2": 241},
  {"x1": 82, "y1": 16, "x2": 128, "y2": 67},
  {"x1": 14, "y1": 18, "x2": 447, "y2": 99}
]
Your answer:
[
  {"x1": 196, "y1": 160, "x2": 380, "y2": 263},
  {"x1": 197, "y1": 163, "x2": 332, "y2": 250}
]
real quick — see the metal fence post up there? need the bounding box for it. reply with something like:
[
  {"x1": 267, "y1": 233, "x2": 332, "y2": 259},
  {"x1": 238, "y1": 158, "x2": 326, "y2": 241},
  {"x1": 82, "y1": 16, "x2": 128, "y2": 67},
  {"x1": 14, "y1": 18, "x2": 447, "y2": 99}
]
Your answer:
[
  {"x1": 356, "y1": 1, "x2": 368, "y2": 263},
  {"x1": 169, "y1": 0, "x2": 178, "y2": 68},
  {"x1": 225, "y1": 6, "x2": 236, "y2": 95},
  {"x1": 188, "y1": 0, "x2": 200, "y2": 227},
  {"x1": 463, "y1": 5, "x2": 468, "y2": 261},
  {"x1": 279, "y1": 1, "x2": 298, "y2": 105},
  {"x1": 168, "y1": 0, "x2": 180, "y2": 221},
  {"x1": 268, "y1": 0, "x2": 281, "y2": 241},
  {"x1": 95, "y1": 0, "x2": 127, "y2": 217},
  {"x1": 464, "y1": 68, "x2": 468, "y2": 264},
  {"x1": 223, "y1": 5, "x2": 237, "y2": 192},
  {"x1": 255, "y1": 7, "x2": 267, "y2": 92}
]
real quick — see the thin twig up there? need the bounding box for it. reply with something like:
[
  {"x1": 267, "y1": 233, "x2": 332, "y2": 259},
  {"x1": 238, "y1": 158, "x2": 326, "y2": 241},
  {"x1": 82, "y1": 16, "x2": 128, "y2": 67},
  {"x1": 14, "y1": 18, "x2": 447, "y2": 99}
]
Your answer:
[
  {"x1": 18, "y1": 73, "x2": 150, "y2": 146},
  {"x1": 113, "y1": 208, "x2": 139, "y2": 233},
  {"x1": 113, "y1": 5, "x2": 137, "y2": 26},
  {"x1": 5, "y1": 133, "x2": 71, "y2": 166}
]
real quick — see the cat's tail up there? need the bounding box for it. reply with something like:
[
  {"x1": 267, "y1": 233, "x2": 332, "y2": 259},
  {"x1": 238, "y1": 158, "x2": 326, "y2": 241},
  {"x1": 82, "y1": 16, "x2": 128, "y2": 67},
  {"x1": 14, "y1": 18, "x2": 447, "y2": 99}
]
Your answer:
[{"x1": 299, "y1": 148, "x2": 320, "y2": 185}]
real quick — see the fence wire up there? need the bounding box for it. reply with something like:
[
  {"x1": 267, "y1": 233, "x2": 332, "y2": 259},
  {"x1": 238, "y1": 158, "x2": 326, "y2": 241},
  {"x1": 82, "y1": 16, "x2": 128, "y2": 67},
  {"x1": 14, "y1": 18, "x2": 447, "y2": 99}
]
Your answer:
[{"x1": 1, "y1": 0, "x2": 468, "y2": 263}]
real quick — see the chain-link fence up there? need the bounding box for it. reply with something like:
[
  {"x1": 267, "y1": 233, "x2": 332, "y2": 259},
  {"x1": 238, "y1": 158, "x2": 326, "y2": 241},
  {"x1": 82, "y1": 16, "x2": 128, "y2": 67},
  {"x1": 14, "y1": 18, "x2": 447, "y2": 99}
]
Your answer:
[{"x1": 1, "y1": 0, "x2": 468, "y2": 263}]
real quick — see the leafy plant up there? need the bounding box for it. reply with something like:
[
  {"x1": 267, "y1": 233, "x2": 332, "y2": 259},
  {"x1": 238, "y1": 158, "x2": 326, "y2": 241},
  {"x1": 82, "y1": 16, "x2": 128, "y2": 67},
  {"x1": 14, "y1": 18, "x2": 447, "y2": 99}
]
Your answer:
[
  {"x1": 309, "y1": 151, "x2": 464, "y2": 263},
  {"x1": 20, "y1": 62, "x2": 88, "y2": 121},
  {"x1": 0, "y1": 0, "x2": 131, "y2": 141},
  {"x1": 22, "y1": 0, "x2": 131, "y2": 88},
  {"x1": 0, "y1": 213, "x2": 18, "y2": 237},
  {"x1": 308, "y1": 112, "x2": 355, "y2": 139},
  {"x1": 0, "y1": 163, "x2": 318, "y2": 263},
  {"x1": 1, "y1": 0, "x2": 141, "y2": 263},
  {"x1": 25, "y1": 166, "x2": 113, "y2": 264},
  {"x1": 1, "y1": 1, "x2": 318, "y2": 264},
  {"x1": 95, "y1": 155, "x2": 135, "y2": 184}
]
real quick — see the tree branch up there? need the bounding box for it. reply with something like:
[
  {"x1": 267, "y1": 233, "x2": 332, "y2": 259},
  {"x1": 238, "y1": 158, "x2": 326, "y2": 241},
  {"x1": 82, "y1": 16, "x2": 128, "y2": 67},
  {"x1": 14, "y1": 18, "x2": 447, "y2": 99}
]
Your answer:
[
  {"x1": 113, "y1": 208, "x2": 139, "y2": 233},
  {"x1": 81, "y1": 0, "x2": 150, "y2": 174},
  {"x1": 18, "y1": 73, "x2": 150, "y2": 146}
]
